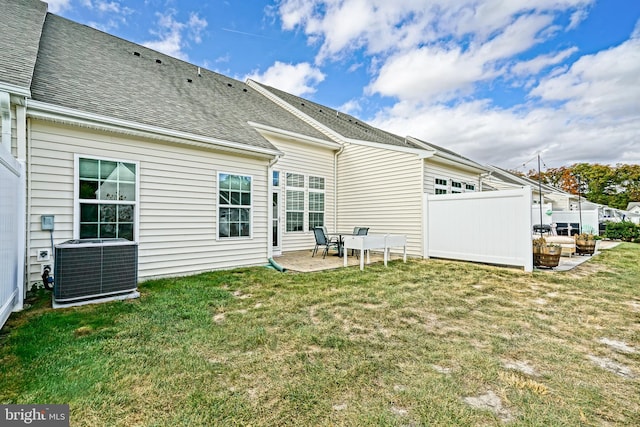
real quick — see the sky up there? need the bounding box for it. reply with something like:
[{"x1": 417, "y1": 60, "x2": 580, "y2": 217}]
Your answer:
[{"x1": 46, "y1": 0, "x2": 640, "y2": 171}]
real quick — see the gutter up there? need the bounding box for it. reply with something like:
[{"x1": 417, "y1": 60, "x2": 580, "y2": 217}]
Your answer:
[
  {"x1": 0, "y1": 91, "x2": 11, "y2": 152},
  {"x1": 27, "y1": 100, "x2": 282, "y2": 158}
]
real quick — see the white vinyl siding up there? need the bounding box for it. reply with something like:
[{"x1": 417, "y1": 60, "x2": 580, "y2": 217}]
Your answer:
[
  {"x1": 337, "y1": 143, "x2": 424, "y2": 257},
  {"x1": 27, "y1": 120, "x2": 269, "y2": 287},
  {"x1": 266, "y1": 137, "x2": 335, "y2": 252},
  {"x1": 424, "y1": 159, "x2": 481, "y2": 196}
]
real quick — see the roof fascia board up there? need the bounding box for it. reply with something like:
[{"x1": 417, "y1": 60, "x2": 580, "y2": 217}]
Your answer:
[
  {"x1": 407, "y1": 136, "x2": 487, "y2": 172},
  {"x1": 27, "y1": 100, "x2": 281, "y2": 158},
  {"x1": 0, "y1": 82, "x2": 31, "y2": 98},
  {"x1": 247, "y1": 79, "x2": 345, "y2": 143},
  {"x1": 342, "y1": 137, "x2": 434, "y2": 158},
  {"x1": 249, "y1": 121, "x2": 342, "y2": 150}
]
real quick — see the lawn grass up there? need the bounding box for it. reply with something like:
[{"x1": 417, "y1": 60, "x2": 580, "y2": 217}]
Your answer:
[{"x1": 1, "y1": 243, "x2": 639, "y2": 426}]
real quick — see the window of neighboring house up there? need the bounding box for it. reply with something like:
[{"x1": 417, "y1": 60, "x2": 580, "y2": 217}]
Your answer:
[
  {"x1": 465, "y1": 183, "x2": 476, "y2": 192},
  {"x1": 218, "y1": 173, "x2": 252, "y2": 238},
  {"x1": 435, "y1": 178, "x2": 448, "y2": 194},
  {"x1": 451, "y1": 181, "x2": 463, "y2": 193},
  {"x1": 286, "y1": 173, "x2": 305, "y2": 232},
  {"x1": 78, "y1": 157, "x2": 137, "y2": 241},
  {"x1": 308, "y1": 176, "x2": 325, "y2": 229}
]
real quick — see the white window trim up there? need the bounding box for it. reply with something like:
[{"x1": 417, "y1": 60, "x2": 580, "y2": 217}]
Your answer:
[
  {"x1": 284, "y1": 172, "x2": 327, "y2": 233},
  {"x1": 285, "y1": 172, "x2": 305, "y2": 233},
  {"x1": 74, "y1": 154, "x2": 140, "y2": 242},
  {"x1": 435, "y1": 177, "x2": 448, "y2": 195},
  {"x1": 216, "y1": 171, "x2": 254, "y2": 240},
  {"x1": 451, "y1": 180, "x2": 463, "y2": 193},
  {"x1": 308, "y1": 176, "x2": 326, "y2": 230}
]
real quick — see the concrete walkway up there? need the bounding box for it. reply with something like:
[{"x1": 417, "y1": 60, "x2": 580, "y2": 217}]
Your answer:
[
  {"x1": 275, "y1": 241, "x2": 621, "y2": 273},
  {"x1": 536, "y1": 240, "x2": 619, "y2": 272}
]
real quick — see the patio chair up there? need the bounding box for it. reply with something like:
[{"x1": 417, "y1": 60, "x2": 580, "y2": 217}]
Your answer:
[
  {"x1": 312, "y1": 227, "x2": 339, "y2": 259},
  {"x1": 352, "y1": 227, "x2": 369, "y2": 257}
]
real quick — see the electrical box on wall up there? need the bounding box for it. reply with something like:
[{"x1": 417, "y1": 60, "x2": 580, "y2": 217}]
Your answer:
[
  {"x1": 37, "y1": 249, "x2": 51, "y2": 262},
  {"x1": 41, "y1": 215, "x2": 55, "y2": 231}
]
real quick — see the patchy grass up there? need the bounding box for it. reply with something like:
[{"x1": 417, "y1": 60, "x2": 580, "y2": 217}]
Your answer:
[{"x1": 1, "y1": 244, "x2": 639, "y2": 426}]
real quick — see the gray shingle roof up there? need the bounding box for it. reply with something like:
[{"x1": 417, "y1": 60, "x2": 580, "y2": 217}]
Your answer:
[
  {"x1": 0, "y1": 0, "x2": 47, "y2": 91},
  {"x1": 30, "y1": 14, "x2": 333, "y2": 152},
  {"x1": 252, "y1": 82, "x2": 424, "y2": 150}
]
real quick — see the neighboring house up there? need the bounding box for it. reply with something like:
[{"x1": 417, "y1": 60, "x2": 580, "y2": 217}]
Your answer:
[
  {"x1": 249, "y1": 82, "x2": 489, "y2": 257},
  {"x1": 2, "y1": 0, "x2": 491, "y2": 290},
  {"x1": 482, "y1": 165, "x2": 576, "y2": 210},
  {"x1": 626, "y1": 202, "x2": 640, "y2": 215}
]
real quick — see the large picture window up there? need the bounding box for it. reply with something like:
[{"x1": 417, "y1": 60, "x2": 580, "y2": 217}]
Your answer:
[
  {"x1": 218, "y1": 173, "x2": 252, "y2": 238},
  {"x1": 286, "y1": 173, "x2": 304, "y2": 232},
  {"x1": 78, "y1": 157, "x2": 137, "y2": 240}
]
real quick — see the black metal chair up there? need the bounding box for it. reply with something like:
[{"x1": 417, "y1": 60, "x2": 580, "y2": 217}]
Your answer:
[
  {"x1": 533, "y1": 224, "x2": 551, "y2": 235},
  {"x1": 312, "y1": 227, "x2": 338, "y2": 259}
]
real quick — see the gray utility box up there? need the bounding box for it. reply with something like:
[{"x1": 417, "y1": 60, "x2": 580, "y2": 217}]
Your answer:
[{"x1": 54, "y1": 238, "x2": 138, "y2": 303}]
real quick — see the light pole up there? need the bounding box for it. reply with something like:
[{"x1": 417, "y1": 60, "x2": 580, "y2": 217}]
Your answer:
[{"x1": 577, "y1": 174, "x2": 583, "y2": 235}]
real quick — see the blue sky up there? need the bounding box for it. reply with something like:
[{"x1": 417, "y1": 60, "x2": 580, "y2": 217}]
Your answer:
[{"x1": 48, "y1": 0, "x2": 640, "y2": 170}]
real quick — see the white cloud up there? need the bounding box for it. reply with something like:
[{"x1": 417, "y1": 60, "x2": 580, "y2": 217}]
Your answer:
[
  {"x1": 511, "y1": 47, "x2": 579, "y2": 76},
  {"x1": 46, "y1": 0, "x2": 71, "y2": 13},
  {"x1": 245, "y1": 62, "x2": 325, "y2": 96},
  {"x1": 372, "y1": 35, "x2": 640, "y2": 168},
  {"x1": 143, "y1": 10, "x2": 209, "y2": 61},
  {"x1": 272, "y1": 0, "x2": 640, "y2": 168},
  {"x1": 368, "y1": 13, "x2": 554, "y2": 102}
]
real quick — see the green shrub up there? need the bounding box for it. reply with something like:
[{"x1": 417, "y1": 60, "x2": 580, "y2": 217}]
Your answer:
[{"x1": 604, "y1": 221, "x2": 640, "y2": 242}]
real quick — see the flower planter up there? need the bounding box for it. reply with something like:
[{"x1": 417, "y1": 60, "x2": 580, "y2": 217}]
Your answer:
[
  {"x1": 533, "y1": 245, "x2": 562, "y2": 268},
  {"x1": 575, "y1": 239, "x2": 596, "y2": 256}
]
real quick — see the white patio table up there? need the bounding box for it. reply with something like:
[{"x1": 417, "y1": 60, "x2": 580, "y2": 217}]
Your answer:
[{"x1": 342, "y1": 234, "x2": 407, "y2": 270}]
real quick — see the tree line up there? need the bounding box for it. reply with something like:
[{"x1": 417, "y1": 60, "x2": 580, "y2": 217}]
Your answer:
[{"x1": 522, "y1": 163, "x2": 640, "y2": 210}]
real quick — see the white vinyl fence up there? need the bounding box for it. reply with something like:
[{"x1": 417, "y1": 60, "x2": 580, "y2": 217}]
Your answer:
[
  {"x1": 424, "y1": 187, "x2": 533, "y2": 272},
  {"x1": 532, "y1": 203, "x2": 553, "y2": 226},
  {"x1": 1, "y1": 148, "x2": 25, "y2": 329}
]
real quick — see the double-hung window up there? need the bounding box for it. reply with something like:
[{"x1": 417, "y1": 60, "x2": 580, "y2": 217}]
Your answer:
[
  {"x1": 218, "y1": 173, "x2": 252, "y2": 238},
  {"x1": 286, "y1": 173, "x2": 305, "y2": 232},
  {"x1": 308, "y1": 176, "x2": 325, "y2": 229},
  {"x1": 451, "y1": 181, "x2": 463, "y2": 193},
  {"x1": 435, "y1": 178, "x2": 448, "y2": 194},
  {"x1": 78, "y1": 157, "x2": 137, "y2": 241},
  {"x1": 465, "y1": 183, "x2": 476, "y2": 192}
]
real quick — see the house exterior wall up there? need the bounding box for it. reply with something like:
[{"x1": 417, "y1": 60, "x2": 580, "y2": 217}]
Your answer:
[
  {"x1": 423, "y1": 158, "x2": 481, "y2": 194},
  {"x1": 336, "y1": 143, "x2": 424, "y2": 257},
  {"x1": 267, "y1": 136, "x2": 336, "y2": 252},
  {"x1": 27, "y1": 119, "x2": 271, "y2": 287}
]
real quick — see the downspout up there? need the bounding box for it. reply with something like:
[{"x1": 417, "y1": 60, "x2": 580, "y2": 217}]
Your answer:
[
  {"x1": 0, "y1": 91, "x2": 11, "y2": 152},
  {"x1": 25, "y1": 117, "x2": 32, "y2": 292},
  {"x1": 333, "y1": 144, "x2": 345, "y2": 232}
]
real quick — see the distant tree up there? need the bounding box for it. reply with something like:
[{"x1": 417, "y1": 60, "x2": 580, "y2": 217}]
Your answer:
[{"x1": 525, "y1": 163, "x2": 640, "y2": 210}]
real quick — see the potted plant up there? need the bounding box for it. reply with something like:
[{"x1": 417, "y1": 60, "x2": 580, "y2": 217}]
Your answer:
[
  {"x1": 575, "y1": 233, "x2": 597, "y2": 256},
  {"x1": 533, "y1": 237, "x2": 562, "y2": 268}
]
